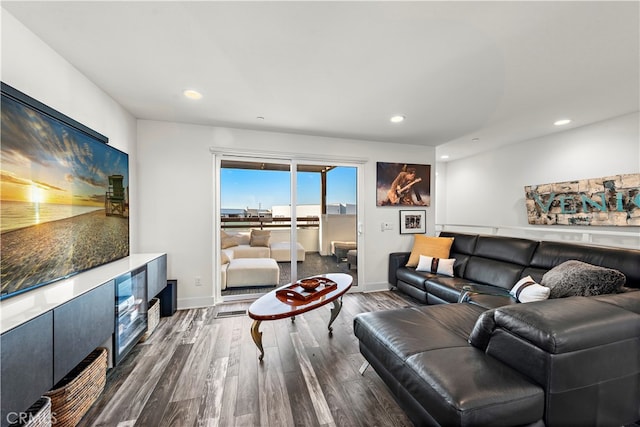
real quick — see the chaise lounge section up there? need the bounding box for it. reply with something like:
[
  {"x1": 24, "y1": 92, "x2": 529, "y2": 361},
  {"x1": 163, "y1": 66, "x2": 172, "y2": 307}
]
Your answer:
[
  {"x1": 355, "y1": 232, "x2": 640, "y2": 426},
  {"x1": 355, "y1": 291, "x2": 640, "y2": 426}
]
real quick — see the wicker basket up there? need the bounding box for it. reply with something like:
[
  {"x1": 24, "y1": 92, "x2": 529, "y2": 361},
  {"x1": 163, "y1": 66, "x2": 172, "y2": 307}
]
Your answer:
[
  {"x1": 44, "y1": 348, "x2": 107, "y2": 427},
  {"x1": 17, "y1": 396, "x2": 51, "y2": 427},
  {"x1": 140, "y1": 297, "x2": 160, "y2": 342}
]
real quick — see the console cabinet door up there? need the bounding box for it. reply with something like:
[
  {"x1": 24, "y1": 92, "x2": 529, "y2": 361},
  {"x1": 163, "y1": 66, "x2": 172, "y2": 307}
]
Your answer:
[
  {"x1": 53, "y1": 280, "x2": 115, "y2": 383},
  {"x1": 147, "y1": 254, "x2": 167, "y2": 301},
  {"x1": 1, "y1": 312, "x2": 53, "y2": 427}
]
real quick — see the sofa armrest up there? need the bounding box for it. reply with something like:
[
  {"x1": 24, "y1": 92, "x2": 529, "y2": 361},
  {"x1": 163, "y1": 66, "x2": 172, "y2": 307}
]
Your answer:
[
  {"x1": 458, "y1": 283, "x2": 513, "y2": 303},
  {"x1": 388, "y1": 252, "x2": 410, "y2": 286},
  {"x1": 470, "y1": 296, "x2": 640, "y2": 353}
]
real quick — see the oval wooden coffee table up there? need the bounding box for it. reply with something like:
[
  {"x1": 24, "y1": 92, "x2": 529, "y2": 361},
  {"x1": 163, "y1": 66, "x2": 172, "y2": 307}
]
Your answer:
[{"x1": 247, "y1": 273, "x2": 352, "y2": 361}]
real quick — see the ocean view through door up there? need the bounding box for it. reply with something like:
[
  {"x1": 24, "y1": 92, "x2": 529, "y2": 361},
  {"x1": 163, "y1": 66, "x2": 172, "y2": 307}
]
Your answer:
[{"x1": 219, "y1": 158, "x2": 358, "y2": 301}]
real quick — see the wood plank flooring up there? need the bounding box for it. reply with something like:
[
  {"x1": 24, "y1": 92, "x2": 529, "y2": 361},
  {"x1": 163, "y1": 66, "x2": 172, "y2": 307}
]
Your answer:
[{"x1": 78, "y1": 290, "x2": 420, "y2": 427}]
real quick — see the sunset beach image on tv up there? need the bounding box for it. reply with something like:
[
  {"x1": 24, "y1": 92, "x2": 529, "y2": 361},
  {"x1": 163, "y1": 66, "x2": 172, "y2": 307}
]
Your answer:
[{"x1": 1, "y1": 84, "x2": 129, "y2": 299}]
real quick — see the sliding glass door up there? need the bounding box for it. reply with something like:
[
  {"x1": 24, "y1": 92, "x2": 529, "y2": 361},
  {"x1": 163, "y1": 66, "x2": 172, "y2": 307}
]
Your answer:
[{"x1": 217, "y1": 156, "x2": 358, "y2": 301}]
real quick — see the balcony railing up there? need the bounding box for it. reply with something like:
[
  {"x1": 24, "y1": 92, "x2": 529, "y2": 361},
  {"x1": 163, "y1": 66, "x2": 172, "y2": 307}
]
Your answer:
[{"x1": 221, "y1": 216, "x2": 320, "y2": 230}]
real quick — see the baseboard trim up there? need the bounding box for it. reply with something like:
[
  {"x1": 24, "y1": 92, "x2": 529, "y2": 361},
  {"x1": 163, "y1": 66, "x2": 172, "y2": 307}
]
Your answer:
[
  {"x1": 359, "y1": 281, "x2": 392, "y2": 293},
  {"x1": 177, "y1": 296, "x2": 215, "y2": 310}
]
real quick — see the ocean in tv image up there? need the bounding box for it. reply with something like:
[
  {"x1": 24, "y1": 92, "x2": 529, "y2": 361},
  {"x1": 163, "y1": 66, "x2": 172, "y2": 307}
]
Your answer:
[{"x1": 1, "y1": 88, "x2": 129, "y2": 299}]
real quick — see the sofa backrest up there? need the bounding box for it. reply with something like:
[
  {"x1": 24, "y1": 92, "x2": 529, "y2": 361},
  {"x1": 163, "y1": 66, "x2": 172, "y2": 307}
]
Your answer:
[
  {"x1": 465, "y1": 235, "x2": 539, "y2": 290},
  {"x1": 525, "y1": 240, "x2": 640, "y2": 289},
  {"x1": 439, "y1": 231, "x2": 640, "y2": 290},
  {"x1": 440, "y1": 232, "x2": 539, "y2": 290},
  {"x1": 438, "y1": 231, "x2": 477, "y2": 277}
]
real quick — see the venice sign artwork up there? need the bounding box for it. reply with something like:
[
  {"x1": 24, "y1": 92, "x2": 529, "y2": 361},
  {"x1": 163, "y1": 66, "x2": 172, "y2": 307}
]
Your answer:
[{"x1": 524, "y1": 173, "x2": 640, "y2": 226}]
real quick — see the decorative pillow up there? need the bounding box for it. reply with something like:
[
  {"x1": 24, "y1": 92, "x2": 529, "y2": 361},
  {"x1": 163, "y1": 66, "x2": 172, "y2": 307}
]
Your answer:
[
  {"x1": 510, "y1": 276, "x2": 550, "y2": 303},
  {"x1": 236, "y1": 233, "x2": 251, "y2": 245},
  {"x1": 250, "y1": 229, "x2": 271, "y2": 247},
  {"x1": 220, "y1": 230, "x2": 239, "y2": 249},
  {"x1": 406, "y1": 235, "x2": 454, "y2": 267},
  {"x1": 416, "y1": 255, "x2": 455, "y2": 277},
  {"x1": 221, "y1": 252, "x2": 230, "y2": 265},
  {"x1": 541, "y1": 260, "x2": 626, "y2": 298}
]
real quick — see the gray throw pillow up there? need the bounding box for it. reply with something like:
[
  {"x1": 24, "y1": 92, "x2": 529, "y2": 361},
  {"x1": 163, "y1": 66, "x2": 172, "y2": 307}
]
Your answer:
[{"x1": 541, "y1": 260, "x2": 626, "y2": 298}]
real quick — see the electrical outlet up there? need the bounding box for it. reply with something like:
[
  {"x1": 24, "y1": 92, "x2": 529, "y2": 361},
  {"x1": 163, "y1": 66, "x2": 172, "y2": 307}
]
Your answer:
[{"x1": 195, "y1": 276, "x2": 202, "y2": 286}]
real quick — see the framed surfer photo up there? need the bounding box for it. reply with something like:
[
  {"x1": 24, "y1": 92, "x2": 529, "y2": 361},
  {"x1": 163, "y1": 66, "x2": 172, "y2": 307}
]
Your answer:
[{"x1": 376, "y1": 162, "x2": 431, "y2": 207}]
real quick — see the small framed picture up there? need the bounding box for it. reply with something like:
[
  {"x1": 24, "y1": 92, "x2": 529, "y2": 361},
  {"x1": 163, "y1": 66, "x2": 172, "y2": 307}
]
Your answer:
[{"x1": 399, "y1": 210, "x2": 426, "y2": 234}]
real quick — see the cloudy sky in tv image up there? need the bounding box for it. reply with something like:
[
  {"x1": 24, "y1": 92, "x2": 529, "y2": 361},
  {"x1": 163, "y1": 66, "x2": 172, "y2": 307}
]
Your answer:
[{"x1": 1, "y1": 96, "x2": 128, "y2": 207}]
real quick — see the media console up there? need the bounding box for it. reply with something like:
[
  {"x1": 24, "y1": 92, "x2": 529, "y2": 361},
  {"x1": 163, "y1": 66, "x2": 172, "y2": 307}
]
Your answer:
[{"x1": 0, "y1": 253, "x2": 167, "y2": 427}]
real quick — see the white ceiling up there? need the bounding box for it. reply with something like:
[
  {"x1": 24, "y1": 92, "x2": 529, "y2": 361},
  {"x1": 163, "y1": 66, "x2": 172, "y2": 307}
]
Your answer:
[{"x1": 3, "y1": 1, "x2": 639, "y2": 161}]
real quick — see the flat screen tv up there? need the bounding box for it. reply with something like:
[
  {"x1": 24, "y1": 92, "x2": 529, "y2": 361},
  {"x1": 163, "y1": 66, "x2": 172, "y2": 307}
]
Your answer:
[{"x1": 1, "y1": 82, "x2": 129, "y2": 300}]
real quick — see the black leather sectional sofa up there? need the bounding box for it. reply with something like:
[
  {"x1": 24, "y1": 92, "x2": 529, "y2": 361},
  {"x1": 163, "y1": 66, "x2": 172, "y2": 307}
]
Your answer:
[
  {"x1": 388, "y1": 231, "x2": 640, "y2": 307},
  {"x1": 354, "y1": 232, "x2": 640, "y2": 426}
]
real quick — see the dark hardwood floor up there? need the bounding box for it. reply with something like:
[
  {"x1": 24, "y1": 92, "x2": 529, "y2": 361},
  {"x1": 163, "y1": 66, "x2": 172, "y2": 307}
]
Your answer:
[{"x1": 78, "y1": 290, "x2": 420, "y2": 427}]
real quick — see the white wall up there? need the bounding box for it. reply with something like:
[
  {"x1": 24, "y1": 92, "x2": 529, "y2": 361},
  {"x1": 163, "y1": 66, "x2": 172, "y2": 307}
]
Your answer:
[
  {"x1": 137, "y1": 121, "x2": 436, "y2": 308},
  {"x1": 1, "y1": 10, "x2": 139, "y2": 248},
  {"x1": 438, "y1": 112, "x2": 640, "y2": 247},
  {"x1": 11, "y1": 4, "x2": 636, "y2": 309}
]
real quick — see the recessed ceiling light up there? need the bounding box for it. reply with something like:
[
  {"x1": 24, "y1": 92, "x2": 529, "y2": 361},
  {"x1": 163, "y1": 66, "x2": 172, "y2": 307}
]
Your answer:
[
  {"x1": 471, "y1": 137, "x2": 480, "y2": 142},
  {"x1": 390, "y1": 115, "x2": 405, "y2": 123},
  {"x1": 183, "y1": 89, "x2": 203, "y2": 100},
  {"x1": 440, "y1": 155, "x2": 449, "y2": 159},
  {"x1": 554, "y1": 119, "x2": 572, "y2": 126},
  {"x1": 257, "y1": 116, "x2": 265, "y2": 120}
]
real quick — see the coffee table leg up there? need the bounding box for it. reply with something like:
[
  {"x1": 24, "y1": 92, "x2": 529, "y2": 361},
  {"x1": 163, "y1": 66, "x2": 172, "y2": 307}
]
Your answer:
[
  {"x1": 328, "y1": 296, "x2": 343, "y2": 334},
  {"x1": 251, "y1": 320, "x2": 264, "y2": 361}
]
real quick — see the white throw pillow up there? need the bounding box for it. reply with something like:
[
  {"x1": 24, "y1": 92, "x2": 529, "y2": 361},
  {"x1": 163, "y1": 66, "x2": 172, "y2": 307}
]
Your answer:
[
  {"x1": 416, "y1": 255, "x2": 455, "y2": 277},
  {"x1": 510, "y1": 276, "x2": 550, "y2": 303}
]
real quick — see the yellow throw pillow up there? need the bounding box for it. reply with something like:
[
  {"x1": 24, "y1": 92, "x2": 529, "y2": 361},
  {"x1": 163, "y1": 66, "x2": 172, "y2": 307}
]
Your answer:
[{"x1": 406, "y1": 235, "x2": 454, "y2": 267}]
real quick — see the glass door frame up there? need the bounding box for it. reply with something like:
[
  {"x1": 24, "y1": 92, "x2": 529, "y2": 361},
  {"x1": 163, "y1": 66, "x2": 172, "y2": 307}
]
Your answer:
[{"x1": 212, "y1": 149, "x2": 365, "y2": 305}]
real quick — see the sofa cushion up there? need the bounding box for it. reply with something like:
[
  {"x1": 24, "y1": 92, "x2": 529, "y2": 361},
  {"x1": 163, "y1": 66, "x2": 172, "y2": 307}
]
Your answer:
[
  {"x1": 406, "y1": 235, "x2": 454, "y2": 267},
  {"x1": 405, "y1": 348, "x2": 543, "y2": 426},
  {"x1": 221, "y1": 251, "x2": 230, "y2": 265},
  {"x1": 592, "y1": 290, "x2": 640, "y2": 314},
  {"x1": 416, "y1": 255, "x2": 455, "y2": 277},
  {"x1": 226, "y1": 258, "x2": 279, "y2": 287},
  {"x1": 269, "y1": 241, "x2": 306, "y2": 262},
  {"x1": 396, "y1": 268, "x2": 432, "y2": 291},
  {"x1": 231, "y1": 245, "x2": 270, "y2": 258},
  {"x1": 466, "y1": 293, "x2": 517, "y2": 310},
  {"x1": 439, "y1": 231, "x2": 478, "y2": 255},
  {"x1": 464, "y1": 257, "x2": 525, "y2": 290},
  {"x1": 541, "y1": 260, "x2": 626, "y2": 298},
  {"x1": 510, "y1": 276, "x2": 550, "y2": 303},
  {"x1": 354, "y1": 304, "x2": 486, "y2": 369},
  {"x1": 425, "y1": 276, "x2": 478, "y2": 303},
  {"x1": 474, "y1": 235, "x2": 539, "y2": 266},
  {"x1": 439, "y1": 232, "x2": 479, "y2": 278},
  {"x1": 221, "y1": 230, "x2": 240, "y2": 249},
  {"x1": 250, "y1": 229, "x2": 271, "y2": 247}
]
